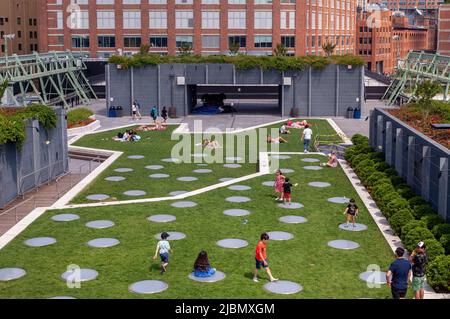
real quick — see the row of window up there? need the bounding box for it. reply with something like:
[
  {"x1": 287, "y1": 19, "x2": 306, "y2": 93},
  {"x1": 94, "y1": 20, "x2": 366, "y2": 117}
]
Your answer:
[
  {"x1": 358, "y1": 26, "x2": 391, "y2": 33},
  {"x1": 307, "y1": 34, "x2": 353, "y2": 47},
  {"x1": 70, "y1": 35, "x2": 299, "y2": 49},
  {"x1": 0, "y1": 43, "x2": 37, "y2": 52},
  {"x1": 306, "y1": 11, "x2": 355, "y2": 31},
  {"x1": 0, "y1": 30, "x2": 37, "y2": 39},
  {"x1": 60, "y1": 0, "x2": 296, "y2": 5},
  {"x1": 0, "y1": 17, "x2": 37, "y2": 26}
]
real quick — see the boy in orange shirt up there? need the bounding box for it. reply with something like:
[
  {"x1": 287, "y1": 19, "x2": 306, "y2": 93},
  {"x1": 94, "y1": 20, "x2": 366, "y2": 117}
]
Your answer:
[{"x1": 253, "y1": 233, "x2": 278, "y2": 282}]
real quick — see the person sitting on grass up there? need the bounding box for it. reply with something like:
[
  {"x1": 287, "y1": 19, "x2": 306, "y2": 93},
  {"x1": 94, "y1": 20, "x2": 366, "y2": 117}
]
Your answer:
[
  {"x1": 343, "y1": 198, "x2": 359, "y2": 228},
  {"x1": 282, "y1": 177, "x2": 298, "y2": 205},
  {"x1": 279, "y1": 124, "x2": 291, "y2": 134},
  {"x1": 153, "y1": 232, "x2": 173, "y2": 274},
  {"x1": 253, "y1": 233, "x2": 278, "y2": 283},
  {"x1": 193, "y1": 251, "x2": 216, "y2": 278},
  {"x1": 267, "y1": 135, "x2": 287, "y2": 144},
  {"x1": 320, "y1": 151, "x2": 338, "y2": 167},
  {"x1": 112, "y1": 130, "x2": 131, "y2": 141}
]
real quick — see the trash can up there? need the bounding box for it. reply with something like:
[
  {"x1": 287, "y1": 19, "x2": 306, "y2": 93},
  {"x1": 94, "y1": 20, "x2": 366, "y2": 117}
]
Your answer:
[
  {"x1": 290, "y1": 107, "x2": 299, "y2": 117},
  {"x1": 169, "y1": 106, "x2": 176, "y2": 118},
  {"x1": 116, "y1": 105, "x2": 123, "y2": 117},
  {"x1": 108, "y1": 106, "x2": 116, "y2": 118},
  {"x1": 347, "y1": 107, "x2": 354, "y2": 119},
  {"x1": 353, "y1": 107, "x2": 361, "y2": 119}
]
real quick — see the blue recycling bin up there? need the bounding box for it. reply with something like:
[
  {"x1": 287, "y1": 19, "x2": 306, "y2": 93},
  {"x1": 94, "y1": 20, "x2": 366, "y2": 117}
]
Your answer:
[
  {"x1": 108, "y1": 106, "x2": 117, "y2": 118},
  {"x1": 353, "y1": 107, "x2": 361, "y2": 119}
]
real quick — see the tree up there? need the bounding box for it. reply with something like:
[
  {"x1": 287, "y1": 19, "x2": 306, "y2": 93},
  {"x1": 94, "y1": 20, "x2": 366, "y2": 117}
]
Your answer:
[
  {"x1": 415, "y1": 80, "x2": 442, "y2": 119},
  {"x1": 322, "y1": 42, "x2": 336, "y2": 57},
  {"x1": 178, "y1": 43, "x2": 193, "y2": 56},
  {"x1": 139, "y1": 44, "x2": 150, "y2": 55},
  {"x1": 0, "y1": 80, "x2": 8, "y2": 106},
  {"x1": 274, "y1": 43, "x2": 287, "y2": 57},
  {"x1": 229, "y1": 42, "x2": 240, "y2": 56}
]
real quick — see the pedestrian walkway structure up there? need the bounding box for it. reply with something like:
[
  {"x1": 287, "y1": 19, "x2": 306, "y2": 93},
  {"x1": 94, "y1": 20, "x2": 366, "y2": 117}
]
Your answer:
[
  {"x1": 0, "y1": 51, "x2": 97, "y2": 108},
  {"x1": 382, "y1": 51, "x2": 450, "y2": 105}
]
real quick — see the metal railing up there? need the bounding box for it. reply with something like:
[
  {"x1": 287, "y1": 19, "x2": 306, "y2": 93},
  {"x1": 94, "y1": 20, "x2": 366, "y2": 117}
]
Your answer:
[
  {"x1": 54, "y1": 171, "x2": 74, "y2": 200},
  {"x1": 0, "y1": 196, "x2": 36, "y2": 223},
  {"x1": 78, "y1": 156, "x2": 103, "y2": 174},
  {"x1": 18, "y1": 160, "x2": 65, "y2": 198}
]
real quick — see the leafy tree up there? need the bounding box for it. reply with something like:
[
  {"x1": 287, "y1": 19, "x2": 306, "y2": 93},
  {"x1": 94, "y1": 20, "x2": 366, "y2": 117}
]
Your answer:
[
  {"x1": 322, "y1": 42, "x2": 336, "y2": 57},
  {"x1": 229, "y1": 42, "x2": 240, "y2": 56},
  {"x1": 0, "y1": 80, "x2": 8, "y2": 101},
  {"x1": 414, "y1": 80, "x2": 442, "y2": 119},
  {"x1": 178, "y1": 43, "x2": 193, "y2": 56},
  {"x1": 139, "y1": 44, "x2": 150, "y2": 55},
  {"x1": 274, "y1": 43, "x2": 287, "y2": 57}
]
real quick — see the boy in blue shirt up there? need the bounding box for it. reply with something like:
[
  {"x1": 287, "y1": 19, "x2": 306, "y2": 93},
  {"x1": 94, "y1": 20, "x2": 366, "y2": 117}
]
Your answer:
[{"x1": 153, "y1": 232, "x2": 173, "y2": 274}]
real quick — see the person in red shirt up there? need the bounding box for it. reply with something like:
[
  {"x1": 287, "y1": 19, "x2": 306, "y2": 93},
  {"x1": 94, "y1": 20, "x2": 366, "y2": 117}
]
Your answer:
[{"x1": 253, "y1": 233, "x2": 278, "y2": 282}]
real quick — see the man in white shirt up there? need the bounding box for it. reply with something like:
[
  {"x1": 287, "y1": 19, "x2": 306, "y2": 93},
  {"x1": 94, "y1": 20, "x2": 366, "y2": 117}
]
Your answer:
[{"x1": 301, "y1": 124, "x2": 313, "y2": 153}]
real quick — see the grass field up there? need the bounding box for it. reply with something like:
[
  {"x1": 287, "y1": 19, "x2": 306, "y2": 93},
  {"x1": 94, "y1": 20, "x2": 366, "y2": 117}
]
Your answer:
[{"x1": 0, "y1": 120, "x2": 402, "y2": 299}]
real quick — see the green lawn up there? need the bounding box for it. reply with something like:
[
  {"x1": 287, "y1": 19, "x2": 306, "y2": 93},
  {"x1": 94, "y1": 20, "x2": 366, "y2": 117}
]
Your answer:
[{"x1": 0, "y1": 120, "x2": 402, "y2": 298}]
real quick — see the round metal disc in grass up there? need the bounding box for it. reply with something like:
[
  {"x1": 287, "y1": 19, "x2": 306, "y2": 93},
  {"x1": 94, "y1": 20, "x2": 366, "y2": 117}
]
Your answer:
[
  {"x1": 161, "y1": 158, "x2": 181, "y2": 163},
  {"x1": 271, "y1": 155, "x2": 291, "y2": 160},
  {"x1": 48, "y1": 296, "x2": 76, "y2": 299},
  {"x1": 278, "y1": 202, "x2": 304, "y2": 209},
  {"x1": 223, "y1": 164, "x2": 242, "y2": 168},
  {"x1": 86, "y1": 194, "x2": 110, "y2": 201},
  {"x1": 328, "y1": 239, "x2": 360, "y2": 250},
  {"x1": 359, "y1": 271, "x2": 387, "y2": 285},
  {"x1": 308, "y1": 181, "x2": 331, "y2": 188},
  {"x1": 217, "y1": 238, "x2": 248, "y2": 249},
  {"x1": 188, "y1": 271, "x2": 226, "y2": 282},
  {"x1": 227, "y1": 185, "x2": 251, "y2": 191},
  {"x1": 129, "y1": 280, "x2": 168, "y2": 294},
  {"x1": 328, "y1": 197, "x2": 350, "y2": 204},
  {"x1": 114, "y1": 168, "x2": 133, "y2": 173},
  {"x1": 303, "y1": 166, "x2": 323, "y2": 171},
  {"x1": 177, "y1": 176, "x2": 198, "y2": 182},
  {"x1": 279, "y1": 216, "x2": 307, "y2": 224},
  {"x1": 301, "y1": 158, "x2": 320, "y2": 163},
  {"x1": 0, "y1": 268, "x2": 26, "y2": 281},
  {"x1": 169, "y1": 190, "x2": 188, "y2": 196},
  {"x1": 226, "y1": 196, "x2": 251, "y2": 203},
  {"x1": 149, "y1": 173, "x2": 170, "y2": 179},
  {"x1": 24, "y1": 237, "x2": 57, "y2": 247},
  {"x1": 191, "y1": 153, "x2": 207, "y2": 158},
  {"x1": 87, "y1": 238, "x2": 120, "y2": 248},
  {"x1": 51, "y1": 214, "x2": 80, "y2": 222},
  {"x1": 171, "y1": 201, "x2": 197, "y2": 208},
  {"x1": 339, "y1": 223, "x2": 368, "y2": 232},
  {"x1": 193, "y1": 169, "x2": 212, "y2": 174},
  {"x1": 123, "y1": 190, "x2": 146, "y2": 196},
  {"x1": 263, "y1": 280, "x2": 303, "y2": 295},
  {"x1": 219, "y1": 177, "x2": 234, "y2": 182},
  {"x1": 223, "y1": 209, "x2": 250, "y2": 216},
  {"x1": 85, "y1": 220, "x2": 115, "y2": 229},
  {"x1": 266, "y1": 231, "x2": 294, "y2": 241},
  {"x1": 225, "y1": 156, "x2": 242, "y2": 162},
  {"x1": 279, "y1": 168, "x2": 295, "y2": 174},
  {"x1": 105, "y1": 176, "x2": 126, "y2": 182},
  {"x1": 128, "y1": 155, "x2": 144, "y2": 159},
  {"x1": 61, "y1": 269, "x2": 98, "y2": 282},
  {"x1": 154, "y1": 232, "x2": 186, "y2": 240},
  {"x1": 147, "y1": 214, "x2": 176, "y2": 223},
  {"x1": 262, "y1": 181, "x2": 275, "y2": 187},
  {"x1": 145, "y1": 165, "x2": 164, "y2": 170}
]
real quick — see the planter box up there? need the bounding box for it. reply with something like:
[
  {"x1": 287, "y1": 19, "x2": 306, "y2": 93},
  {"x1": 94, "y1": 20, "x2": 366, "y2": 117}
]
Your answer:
[{"x1": 67, "y1": 117, "x2": 100, "y2": 136}]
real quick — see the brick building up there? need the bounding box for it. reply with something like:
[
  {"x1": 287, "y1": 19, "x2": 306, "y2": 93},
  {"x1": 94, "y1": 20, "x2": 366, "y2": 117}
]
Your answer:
[
  {"x1": 38, "y1": 0, "x2": 357, "y2": 58},
  {"x1": 0, "y1": 0, "x2": 39, "y2": 57},
  {"x1": 370, "y1": 0, "x2": 444, "y2": 10},
  {"x1": 438, "y1": 3, "x2": 450, "y2": 55}
]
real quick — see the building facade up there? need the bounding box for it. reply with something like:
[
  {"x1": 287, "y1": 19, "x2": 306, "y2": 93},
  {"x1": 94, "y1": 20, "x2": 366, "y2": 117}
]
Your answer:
[
  {"x1": 0, "y1": 0, "x2": 39, "y2": 57},
  {"x1": 370, "y1": 0, "x2": 444, "y2": 10},
  {"x1": 38, "y1": 0, "x2": 357, "y2": 58},
  {"x1": 438, "y1": 3, "x2": 450, "y2": 55}
]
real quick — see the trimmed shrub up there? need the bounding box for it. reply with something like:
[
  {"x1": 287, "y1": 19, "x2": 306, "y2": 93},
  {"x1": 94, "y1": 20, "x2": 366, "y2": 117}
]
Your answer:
[
  {"x1": 423, "y1": 238, "x2": 445, "y2": 262},
  {"x1": 395, "y1": 185, "x2": 416, "y2": 200},
  {"x1": 427, "y1": 255, "x2": 450, "y2": 293},
  {"x1": 421, "y1": 214, "x2": 445, "y2": 231},
  {"x1": 389, "y1": 209, "x2": 415, "y2": 236},
  {"x1": 67, "y1": 107, "x2": 94, "y2": 126},
  {"x1": 372, "y1": 183, "x2": 396, "y2": 202},
  {"x1": 384, "y1": 168, "x2": 398, "y2": 177},
  {"x1": 351, "y1": 134, "x2": 369, "y2": 145},
  {"x1": 349, "y1": 153, "x2": 371, "y2": 167},
  {"x1": 373, "y1": 161, "x2": 390, "y2": 172},
  {"x1": 378, "y1": 191, "x2": 402, "y2": 212},
  {"x1": 384, "y1": 198, "x2": 410, "y2": 218},
  {"x1": 390, "y1": 175, "x2": 404, "y2": 187},
  {"x1": 354, "y1": 159, "x2": 375, "y2": 175},
  {"x1": 403, "y1": 227, "x2": 434, "y2": 252},
  {"x1": 344, "y1": 146, "x2": 359, "y2": 162},
  {"x1": 359, "y1": 166, "x2": 376, "y2": 183},
  {"x1": 401, "y1": 220, "x2": 427, "y2": 240},
  {"x1": 408, "y1": 196, "x2": 428, "y2": 209},
  {"x1": 368, "y1": 152, "x2": 385, "y2": 162},
  {"x1": 432, "y1": 223, "x2": 450, "y2": 239},
  {"x1": 413, "y1": 204, "x2": 436, "y2": 219},
  {"x1": 440, "y1": 234, "x2": 450, "y2": 255},
  {"x1": 366, "y1": 172, "x2": 388, "y2": 187}
]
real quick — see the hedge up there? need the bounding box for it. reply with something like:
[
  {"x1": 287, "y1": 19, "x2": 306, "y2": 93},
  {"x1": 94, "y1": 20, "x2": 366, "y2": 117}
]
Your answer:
[
  {"x1": 422, "y1": 238, "x2": 445, "y2": 262},
  {"x1": 389, "y1": 209, "x2": 415, "y2": 236},
  {"x1": 413, "y1": 204, "x2": 437, "y2": 219},
  {"x1": 440, "y1": 234, "x2": 450, "y2": 255},
  {"x1": 365, "y1": 172, "x2": 388, "y2": 188},
  {"x1": 384, "y1": 198, "x2": 410, "y2": 219},
  {"x1": 427, "y1": 255, "x2": 450, "y2": 293},
  {"x1": 421, "y1": 215, "x2": 445, "y2": 231},
  {"x1": 408, "y1": 196, "x2": 428, "y2": 209},
  {"x1": 432, "y1": 224, "x2": 450, "y2": 239},
  {"x1": 401, "y1": 220, "x2": 428, "y2": 239},
  {"x1": 67, "y1": 107, "x2": 94, "y2": 127},
  {"x1": 403, "y1": 227, "x2": 435, "y2": 252}
]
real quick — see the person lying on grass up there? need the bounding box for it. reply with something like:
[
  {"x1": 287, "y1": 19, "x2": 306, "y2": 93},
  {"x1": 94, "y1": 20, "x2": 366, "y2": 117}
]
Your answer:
[
  {"x1": 320, "y1": 151, "x2": 338, "y2": 167},
  {"x1": 267, "y1": 135, "x2": 287, "y2": 144},
  {"x1": 153, "y1": 232, "x2": 173, "y2": 274},
  {"x1": 343, "y1": 198, "x2": 359, "y2": 228},
  {"x1": 193, "y1": 251, "x2": 216, "y2": 278},
  {"x1": 286, "y1": 120, "x2": 308, "y2": 129},
  {"x1": 136, "y1": 120, "x2": 167, "y2": 131}
]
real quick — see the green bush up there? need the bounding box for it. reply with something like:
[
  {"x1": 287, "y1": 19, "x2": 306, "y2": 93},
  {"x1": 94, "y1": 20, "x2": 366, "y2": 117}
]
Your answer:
[
  {"x1": 423, "y1": 238, "x2": 445, "y2": 262},
  {"x1": 396, "y1": 185, "x2": 416, "y2": 200},
  {"x1": 359, "y1": 166, "x2": 376, "y2": 183},
  {"x1": 390, "y1": 175, "x2": 404, "y2": 187},
  {"x1": 384, "y1": 168, "x2": 398, "y2": 177},
  {"x1": 432, "y1": 223, "x2": 450, "y2": 239},
  {"x1": 67, "y1": 107, "x2": 94, "y2": 126},
  {"x1": 413, "y1": 204, "x2": 436, "y2": 219},
  {"x1": 384, "y1": 198, "x2": 410, "y2": 218},
  {"x1": 372, "y1": 183, "x2": 395, "y2": 202},
  {"x1": 403, "y1": 227, "x2": 434, "y2": 251},
  {"x1": 378, "y1": 191, "x2": 402, "y2": 212},
  {"x1": 401, "y1": 220, "x2": 427, "y2": 240},
  {"x1": 421, "y1": 214, "x2": 444, "y2": 231},
  {"x1": 373, "y1": 161, "x2": 390, "y2": 172},
  {"x1": 351, "y1": 134, "x2": 369, "y2": 145},
  {"x1": 440, "y1": 234, "x2": 450, "y2": 255},
  {"x1": 366, "y1": 172, "x2": 388, "y2": 187},
  {"x1": 389, "y1": 209, "x2": 415, "y2": 236},
  {"x1": 354, "y1": 159, "x2": 375, "y2": 174},
  {"x1": 368, "y1": 152, "x2": 385, "y2": 162},
  {"x1": 408, "y1": 196, "x2": 428, "y2": 209},
  {"x1": 348, "y1": 153, "x2": 370, "y2": 167},
  {"x1": 427, "y1": 255, "x2": 450, "y2": 293},
  {"x1": 344, "y1": 145, "x2": 359, "y2": 162}
]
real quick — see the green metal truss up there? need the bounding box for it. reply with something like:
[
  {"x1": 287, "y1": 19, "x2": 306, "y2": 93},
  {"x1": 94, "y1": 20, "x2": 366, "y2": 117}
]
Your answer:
[
  {"x1": 382, "y1": 51, "x2": 450, "y2": 106},
  {"x1": 0, "y1": 51, "x2": 97, "y2": 108}
]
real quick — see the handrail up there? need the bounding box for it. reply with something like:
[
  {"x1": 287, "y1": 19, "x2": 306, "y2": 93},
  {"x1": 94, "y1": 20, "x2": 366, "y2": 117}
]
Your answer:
[
  {"x1": 18, "y1": 160, "x2": 65, "y2": 197},
  {"x1": 78, "y1": 156, "x2": 102, "y2": 174},
  {"x1": 0, "y1": 196, "x2": 36, "y2": 222},
  {"x1": 55, "y1": 171, "x2": 73, "y2": 199}
]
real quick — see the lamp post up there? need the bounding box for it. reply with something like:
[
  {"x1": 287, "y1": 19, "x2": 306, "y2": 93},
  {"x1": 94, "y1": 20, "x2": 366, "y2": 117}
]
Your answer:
[{"x1": 3, "y1": 33, "x2": 15, "y2": 67}]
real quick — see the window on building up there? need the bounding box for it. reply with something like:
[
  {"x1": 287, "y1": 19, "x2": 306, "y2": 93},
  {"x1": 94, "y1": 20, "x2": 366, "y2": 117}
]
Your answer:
[
  {"x1": 70, "y1": 10, "x2": 89, "y2": 29},
  {"x1": 281, "y1": 0, "x2": 296, "y2": 3},
  {"x1": 29, "y1": 31, "x2": 33, "y2": 39},
  {"x1": 18, "y1": 31, "x2": 22, "y2": 38},
  {"x1": 280, "y1": 11, "x2": 295, "y2": 29},
  {"x1": 0, "y1": 45, "x2": 4, "y2": 52},
  {"x1": 228, "y1": 0, "x2": 246, "y2": 3},
  {"x1": 202, "y1": 11, "x2": 220, "y2": 29},
  {"x1": 123, "y1": 11, "x2": 141, "y2": 29},
  {"x1": 97, "y1": 0, "x2": 115, "y2": 4},
  {"x1": 55, "y1": 35, "x2": 64, "y2": 45},
  {"x1": 254, "y1": 35, "x2": 272, "y2": 48},
  {"x1": 98, "y1": 35, "x2": 116, "y2": 47},
  {"x1": 311, "y1": 11, "x2": 316, "y2": 29},
  {"x1": 124, "y1": 36, "x2": 142, "y2": 47},
  {"x1": 176, "y1": 11, "x2": 194, "y2": 28},
  {"x1": 318, "y1": 13, "x2": 322, "y2": 30},
  {"x1": 75, "y1": 0, "x2": 88, "y2": 3},
  {"x1": 71, "y1": 35, "x2": 90, "y2": 48},
  {"x1": 254, "y1": 0, "x2": 272, "y2": 3},
  {"x1": 176, "y1": 0, "x2": 193, "y2": 4},
  {"x1": 29, "y1": 18, "x2": 33, "y2": 26},
  {"x1": 149, "y1": 0, "x2": 167, "y2": 3},
  {"x1": 202, "y1": 35, "x2": 220, "y2": 48},
  {"x1": 176, "y1": 35, "x2": 193, "y2": 47},
  {"x1": 150, "y1": 11, "x2": 167, "y2": 28},
  {"x1": 228, "y1": 11, "x2": 246, "y2": 29},
  {"x1": 97, "y1": 11, "x2": 115, "y2": 29},
  {"x1": 281, "y1": 36, "x2": 295, "y2": 48},
  {"x1": 17, "y1": 17, "x2": 21, "y2": 25},
  {"x1": 202, "y1": 0, "x2": 219, "y2": 3},
  {"x1": 123, "y1": 0, "x2": 140, "y2": 4},
  {"x1": 56, "y1": 11, "x2": 63, "y2": 29},
  {"x1": 0, "y1": 18, "x2": 4, "y2": 26},
  {"x1": 228, "y1": 35, "x2": 246, "y2": 48},
  {"x1": 254, "y1": 11, "x2": 272, "y2": 29},
  {"x1": 311, "y1": 35, "x2": 315, "y2": 47},
  {"x1": 150, "y1": 35, "x2": 168, "y2": 47}
]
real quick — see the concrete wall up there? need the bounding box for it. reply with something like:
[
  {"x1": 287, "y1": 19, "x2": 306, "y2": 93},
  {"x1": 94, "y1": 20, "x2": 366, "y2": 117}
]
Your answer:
[
  {"x1": 106, "y1": 63, "x2": 364, "y2": 117},
  {"x1": 370, "y1": 108, "x2": 450, "y2": 222},
  {"x1": 0, "y1": 107, "x2": 68, "y2": 208}
]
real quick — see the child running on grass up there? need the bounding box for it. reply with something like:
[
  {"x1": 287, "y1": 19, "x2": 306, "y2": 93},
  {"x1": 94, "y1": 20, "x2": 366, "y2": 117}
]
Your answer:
[
  {"x1": 343, "y1": 198, "x2": 359, "y2": 228},
  {"x1": 253, "y1": 233, "x2": 278, "y2": 283},
  {"x1": 282, "y1": 177, "x2": 298, "y2": 205},
  {"x1": 153, "y1": 232, "x2": 173, "y2": 274},
  {"x1": 274, "y1": 169, "x2": 285, "y2": 201}
]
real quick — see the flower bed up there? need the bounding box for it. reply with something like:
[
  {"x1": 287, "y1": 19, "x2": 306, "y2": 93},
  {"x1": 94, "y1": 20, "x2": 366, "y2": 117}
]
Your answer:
[
  {"x1": 345, "y1": 134, "x2": 450, "y2": 293},
  {"x1": 66, "y1": 107, "x2": 94, "y2": 128}
]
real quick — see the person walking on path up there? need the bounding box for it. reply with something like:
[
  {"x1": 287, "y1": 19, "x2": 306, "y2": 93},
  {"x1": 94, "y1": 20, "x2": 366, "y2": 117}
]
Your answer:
[
  {"x1": 161, "y1": 106, "x2": 168, "y2": 123},
  {"x1": 133, "y1": 99, "x2": 142, "y2": 120},
  {"x1": 150, "y1": 106, "x2": 158, "y2": 123},
  {"x1": 253, "y1": 233, "x2": 278, "y2": 283},
  {"x1": 343, "y1": 198, "x2": 359, "y2": 228},
  {"x1": 410, "y1": 241, "x2": 428, "y2": 300},
  {"x1": 386, "y1": 247, "x2": 412, "y2": 299},
  {"x1": 153, "y1": 232, "x2": 173, "y2": 274},
  {"x1": 301, "y1": 124, "x2": 313, "y2": 153},
  {"x1": 131, "y1": 103, "x2": 138, "y2": 120}
]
